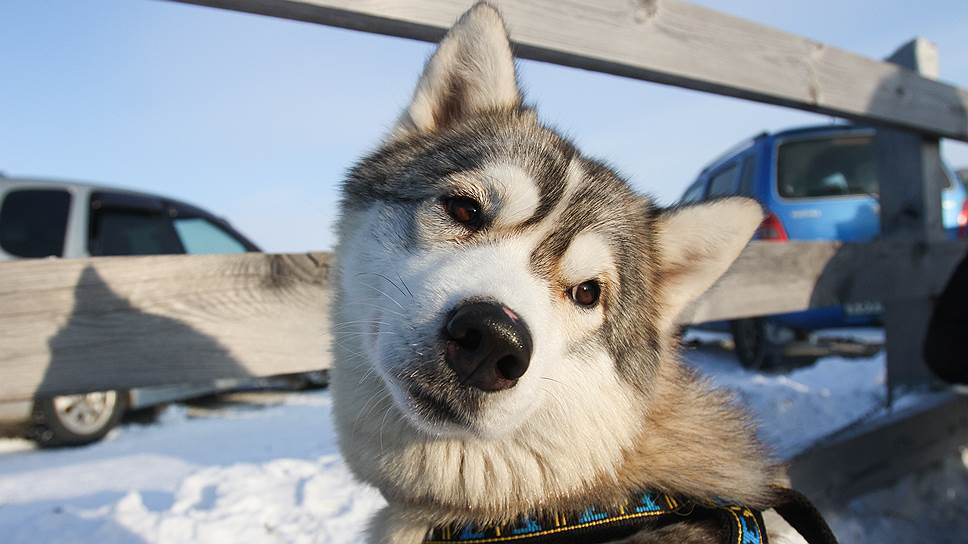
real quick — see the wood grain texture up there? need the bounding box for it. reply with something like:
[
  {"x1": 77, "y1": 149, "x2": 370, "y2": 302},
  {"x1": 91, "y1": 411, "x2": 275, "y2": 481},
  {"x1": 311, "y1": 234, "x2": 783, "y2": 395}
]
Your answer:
[
  {"x1": 877, "y1": 41, "x2": 948, "y2": 394},
  {"x1": 168, "y1": 0, "x2": 968, "y2": 140},
  {"x1": 1, "y1": 240, "x2": 965, "y2": 400},
  {"x1": 678, "y1": 239, "x2": 968, "y2": 325},
  {"x1": 0, "y1": 252, "x2": 332, "y2": 400},
  {"x1": 789, "y1": 392, "x2": 968, "y2": 505}
]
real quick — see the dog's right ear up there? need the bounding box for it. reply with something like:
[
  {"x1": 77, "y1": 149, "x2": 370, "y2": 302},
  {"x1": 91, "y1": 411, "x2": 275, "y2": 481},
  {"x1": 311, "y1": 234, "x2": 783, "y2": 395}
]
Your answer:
[
  {"x1": 392, "y1": 2, "x2": 521, "y2": 138},
  {"x1": 654, "y1": 197, "x2": 764, "y2": 330}
]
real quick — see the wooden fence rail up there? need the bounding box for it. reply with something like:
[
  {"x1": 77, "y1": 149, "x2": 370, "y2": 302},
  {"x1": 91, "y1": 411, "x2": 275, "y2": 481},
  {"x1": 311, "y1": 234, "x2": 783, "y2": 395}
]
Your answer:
[
  {"x1": 0, "y1": 252, "x2": 331, "y2": 400},
  {"x1": 791, "y1": 392, "x2": 968, "y2": 505},
  {"x1": 2, "y1": 239, "x2": 965, "y2": 401},
  {"x1": 170, "y1": 0, "x2": 968, "y2": 141}
]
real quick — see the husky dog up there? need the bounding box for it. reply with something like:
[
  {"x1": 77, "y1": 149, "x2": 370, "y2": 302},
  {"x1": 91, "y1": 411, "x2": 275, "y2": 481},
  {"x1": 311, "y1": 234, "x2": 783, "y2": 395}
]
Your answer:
[{"x1": 331, "y1": 3, "x2": 792, "y2": 543}]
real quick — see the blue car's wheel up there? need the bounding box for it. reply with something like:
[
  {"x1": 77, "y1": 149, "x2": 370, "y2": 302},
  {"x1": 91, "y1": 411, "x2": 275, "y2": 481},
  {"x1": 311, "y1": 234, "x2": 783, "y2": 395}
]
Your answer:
[{"x1": 731, "y1": 318, "x2": 781, "y2": 369}]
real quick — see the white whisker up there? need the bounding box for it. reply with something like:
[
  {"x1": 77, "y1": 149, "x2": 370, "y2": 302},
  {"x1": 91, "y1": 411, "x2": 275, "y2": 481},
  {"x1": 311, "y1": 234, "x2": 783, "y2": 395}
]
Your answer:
[{"x1": 358, "y1": 282, "x2": 407, "y2": 311}]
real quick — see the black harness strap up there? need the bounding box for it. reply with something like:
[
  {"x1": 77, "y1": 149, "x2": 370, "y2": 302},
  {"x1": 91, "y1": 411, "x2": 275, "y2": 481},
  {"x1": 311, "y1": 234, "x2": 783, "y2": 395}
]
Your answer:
[{"x1": 770, "y1": 488, "x2": 839, "y2": 544}]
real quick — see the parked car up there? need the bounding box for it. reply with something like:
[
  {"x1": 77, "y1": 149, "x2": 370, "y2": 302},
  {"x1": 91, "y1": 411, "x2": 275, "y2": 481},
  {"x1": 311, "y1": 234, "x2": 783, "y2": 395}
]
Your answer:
[
  {"x1": 0, "y1": 176, "x2": 322, "y2": 447},
  {"x1": 679, "y1": 125, "x2": 968, "y2": 368}
]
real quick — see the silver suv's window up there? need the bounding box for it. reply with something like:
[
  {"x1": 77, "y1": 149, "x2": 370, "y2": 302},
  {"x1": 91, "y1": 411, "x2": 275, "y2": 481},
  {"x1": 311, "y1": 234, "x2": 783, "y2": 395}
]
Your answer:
[
  {"x1": 777, "y1": 135, "x2": 878, "y2": 198},
  {"x1": 0, "y1": 189, "x2": 72, "y2": 258},
  {"x1": 89, "y1": 208, "x2": 182, "y2": 256},
  {"x1": 173, "y1": 217, "x2": 246, "y2": 254}
]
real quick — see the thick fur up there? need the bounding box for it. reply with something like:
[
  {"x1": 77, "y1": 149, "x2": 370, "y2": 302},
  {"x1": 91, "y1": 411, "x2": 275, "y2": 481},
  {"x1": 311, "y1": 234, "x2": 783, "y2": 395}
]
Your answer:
[{"x1": 331, "y1": 3, "x2": 784, "y2": 543}]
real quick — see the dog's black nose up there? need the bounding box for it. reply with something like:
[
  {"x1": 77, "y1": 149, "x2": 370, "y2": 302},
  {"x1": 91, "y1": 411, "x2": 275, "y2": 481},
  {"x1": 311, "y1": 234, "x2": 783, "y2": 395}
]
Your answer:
[{"x1": 444, "y1": 301, "x2": 533, "y2": 392}]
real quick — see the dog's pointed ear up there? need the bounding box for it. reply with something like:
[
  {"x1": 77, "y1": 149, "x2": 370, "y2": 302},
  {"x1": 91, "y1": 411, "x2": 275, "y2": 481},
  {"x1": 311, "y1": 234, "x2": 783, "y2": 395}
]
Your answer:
[
  {"x1": 655, "y1": 197, "x2": 764, "y2": 326},
  {"x1": 392, "y1": 2, "x2": 520, "y2": 137}
]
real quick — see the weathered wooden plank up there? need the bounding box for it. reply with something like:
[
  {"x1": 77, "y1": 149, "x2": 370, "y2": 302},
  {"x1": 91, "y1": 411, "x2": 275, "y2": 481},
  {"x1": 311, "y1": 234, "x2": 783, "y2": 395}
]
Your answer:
[
  {"x1": 678, "y1": 239, "x2": 968, "y2": 325},
  {"x1": 0, "y1": 252, "x2": 332, "y2": 401},
  {"x1": 878, "y1": 40, "x2": 948, "y2": 396},
  {"x1": 168, "y1": 0, "x2": 968, "y2": 140},
  {"x1": 789, "y1": 392, "x2": 968, "y2": 505},
  {"x1": 1, "y1": 240, "x2": 965, "y2": 400}
]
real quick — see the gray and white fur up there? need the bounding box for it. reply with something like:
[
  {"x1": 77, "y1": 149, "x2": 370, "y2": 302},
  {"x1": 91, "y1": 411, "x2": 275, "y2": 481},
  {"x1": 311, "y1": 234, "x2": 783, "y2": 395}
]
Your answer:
[{"x1": 330, "y1": 3, "x2": 797, "y2": 542}]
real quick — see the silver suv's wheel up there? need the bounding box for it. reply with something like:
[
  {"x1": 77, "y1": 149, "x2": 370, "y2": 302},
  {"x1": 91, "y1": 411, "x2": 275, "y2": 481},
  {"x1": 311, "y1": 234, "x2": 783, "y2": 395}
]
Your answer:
[
  {"x1": 30, "y1": 390, "x2": 127, "y2": 448},
  {"x1": 53, "y1": 392, "x2": 118, "y2": 434}
]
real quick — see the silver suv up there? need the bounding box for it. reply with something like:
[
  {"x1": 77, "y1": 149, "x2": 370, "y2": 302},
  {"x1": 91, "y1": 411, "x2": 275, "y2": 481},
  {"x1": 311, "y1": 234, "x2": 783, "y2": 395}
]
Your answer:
[{"x1": 0, "y1": 176, "x2": 261, "y2": 447}]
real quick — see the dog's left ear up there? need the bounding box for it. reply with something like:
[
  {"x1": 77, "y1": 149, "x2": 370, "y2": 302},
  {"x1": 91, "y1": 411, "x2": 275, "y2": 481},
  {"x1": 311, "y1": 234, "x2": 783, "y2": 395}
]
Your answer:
[
  {"x1": 655, "y1": 197, "x2": 764, "y2": 326},
  {"x1": 392, "y1": 2, "x2": 520, "y2": 137}
]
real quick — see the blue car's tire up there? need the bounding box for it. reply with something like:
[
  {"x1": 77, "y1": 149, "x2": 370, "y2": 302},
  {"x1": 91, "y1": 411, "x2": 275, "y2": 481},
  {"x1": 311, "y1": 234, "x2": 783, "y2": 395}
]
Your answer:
[{"x1": 731, "y1": 318, "x2": 779, "y2": 369}]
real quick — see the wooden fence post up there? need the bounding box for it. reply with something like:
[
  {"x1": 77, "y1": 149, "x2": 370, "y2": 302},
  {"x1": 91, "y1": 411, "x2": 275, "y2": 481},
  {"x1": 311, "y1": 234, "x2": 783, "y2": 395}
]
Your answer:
[{"x1": 878, "y1": 38, "x2": 946, "y2": 401}]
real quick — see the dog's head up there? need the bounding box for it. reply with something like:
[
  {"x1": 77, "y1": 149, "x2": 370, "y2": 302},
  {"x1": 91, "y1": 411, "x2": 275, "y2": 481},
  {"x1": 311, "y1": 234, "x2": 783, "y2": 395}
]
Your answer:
[{"x1": 334, "y1": 3, "x2": 761, "y2": 450}]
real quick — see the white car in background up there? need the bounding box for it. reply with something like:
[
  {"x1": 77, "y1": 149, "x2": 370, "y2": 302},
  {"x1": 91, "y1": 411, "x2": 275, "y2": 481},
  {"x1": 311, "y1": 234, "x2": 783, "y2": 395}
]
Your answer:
[{"x1": 0, "y1": 176, "x2": 324, "y2": 447}]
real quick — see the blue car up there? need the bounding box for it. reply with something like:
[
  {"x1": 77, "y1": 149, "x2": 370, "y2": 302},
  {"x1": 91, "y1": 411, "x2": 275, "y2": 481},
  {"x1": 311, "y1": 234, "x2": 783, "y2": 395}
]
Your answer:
[{"x1": 680, "y1": 124, "x2": 968, "y2": 368}]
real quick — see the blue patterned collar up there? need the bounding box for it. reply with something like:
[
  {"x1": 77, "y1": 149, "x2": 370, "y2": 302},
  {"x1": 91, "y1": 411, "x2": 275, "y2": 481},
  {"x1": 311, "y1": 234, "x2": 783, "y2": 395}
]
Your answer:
[{"x1": 424, "y1": 491, "x2": 767, "y2": 544}]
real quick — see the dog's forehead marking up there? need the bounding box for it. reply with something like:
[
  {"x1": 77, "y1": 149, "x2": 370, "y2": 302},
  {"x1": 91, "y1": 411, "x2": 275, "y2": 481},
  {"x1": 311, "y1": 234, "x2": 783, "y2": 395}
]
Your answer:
[
  {"x1": 528, "y1": 158, "x2": 601, "y2": 279},
  {"x1": 559, "y1": 231, "x2": 615, "y2": 285},
  {"x1": 528, "y1": 157, "x2": 584, "y2": 235},
  {"x1": 481, "y1": 162, "x2": 540, "y2": 227}
]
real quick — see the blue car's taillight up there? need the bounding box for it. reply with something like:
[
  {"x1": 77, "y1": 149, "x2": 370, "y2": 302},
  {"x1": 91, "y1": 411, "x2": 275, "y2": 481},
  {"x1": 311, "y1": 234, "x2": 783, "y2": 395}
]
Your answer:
[{"x1": 756, "y1": 212, "x2": 789, "y2": 241}]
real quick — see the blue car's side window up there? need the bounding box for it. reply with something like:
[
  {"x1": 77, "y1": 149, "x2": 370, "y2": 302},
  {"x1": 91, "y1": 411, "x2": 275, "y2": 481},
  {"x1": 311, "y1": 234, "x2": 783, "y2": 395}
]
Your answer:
[
  {"x1": 737, "y1": 156, "x2": 756, "y2": 197},
  {"x1": 681, "y1": 179, "x2": 706, "y2": 203},
  {"x1": 707, "y1": 163, "x2": 740, "y2": 198}
]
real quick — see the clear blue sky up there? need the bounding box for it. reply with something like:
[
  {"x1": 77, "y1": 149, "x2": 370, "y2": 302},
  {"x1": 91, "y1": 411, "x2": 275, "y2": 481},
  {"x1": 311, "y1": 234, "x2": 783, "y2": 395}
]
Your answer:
[{"x1": 2, "y1": 0, "x2": 967, "y2": 252}]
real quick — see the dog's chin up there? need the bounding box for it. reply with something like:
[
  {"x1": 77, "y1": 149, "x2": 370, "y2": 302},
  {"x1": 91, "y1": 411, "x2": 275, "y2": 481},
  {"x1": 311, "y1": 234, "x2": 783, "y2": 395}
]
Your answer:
[{"x1": 381, "y1": 372, "x2": 530, "y2": 440}]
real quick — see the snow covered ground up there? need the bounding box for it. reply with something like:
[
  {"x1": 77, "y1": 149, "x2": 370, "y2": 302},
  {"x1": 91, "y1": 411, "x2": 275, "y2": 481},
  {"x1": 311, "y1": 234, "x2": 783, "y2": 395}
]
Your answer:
[
  {"x1": 1, "y1": 332, "x2": 966, "y2": 543},
  {"x1": 682, "y1": 329, "x2": 887, "y2": 456},
  {"x1": 0, "y1": 393, "x2": 384, "y2": 544}
]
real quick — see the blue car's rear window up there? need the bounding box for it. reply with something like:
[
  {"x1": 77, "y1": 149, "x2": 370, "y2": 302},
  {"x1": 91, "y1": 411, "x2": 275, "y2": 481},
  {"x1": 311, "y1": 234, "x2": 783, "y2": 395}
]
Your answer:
[{"x1": 777, "y1": 135, "x2": 879, "y2": 199}]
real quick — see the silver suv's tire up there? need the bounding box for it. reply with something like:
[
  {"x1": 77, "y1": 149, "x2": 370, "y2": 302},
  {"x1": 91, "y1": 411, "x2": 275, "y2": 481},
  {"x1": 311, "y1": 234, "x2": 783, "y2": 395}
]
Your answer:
[{"x1": 29, "y1": 390, "x2": 127, "y2": 448}]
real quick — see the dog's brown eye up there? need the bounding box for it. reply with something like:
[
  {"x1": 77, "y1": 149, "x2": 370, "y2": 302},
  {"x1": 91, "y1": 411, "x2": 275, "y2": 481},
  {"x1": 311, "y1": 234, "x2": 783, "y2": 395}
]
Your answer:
[
  {"x1": 444, "y1": 196, "x2": 482, "y2": 227},
  {"x1": 570, "y1": 280, "x2": 601, "y2": 307}
]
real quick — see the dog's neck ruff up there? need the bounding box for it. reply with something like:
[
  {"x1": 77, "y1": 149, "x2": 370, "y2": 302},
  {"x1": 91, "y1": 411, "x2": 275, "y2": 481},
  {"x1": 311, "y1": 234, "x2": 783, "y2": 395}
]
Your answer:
[{"x1": 423, "y1": 491, "x2": 768, "y2": 544}]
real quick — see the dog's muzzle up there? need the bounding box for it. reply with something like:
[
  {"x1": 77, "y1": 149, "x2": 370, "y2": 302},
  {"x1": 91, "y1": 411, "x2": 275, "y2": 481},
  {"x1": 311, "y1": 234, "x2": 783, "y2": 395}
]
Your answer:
[{"x1": 444, "y1": 301, "x2": 533, "y2": 392}]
